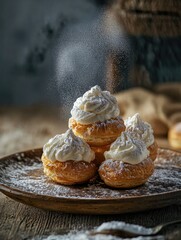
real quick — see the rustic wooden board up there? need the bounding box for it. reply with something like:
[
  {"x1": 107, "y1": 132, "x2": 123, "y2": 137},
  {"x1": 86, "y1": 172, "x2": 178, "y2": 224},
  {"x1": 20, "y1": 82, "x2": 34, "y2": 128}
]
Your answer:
[
  {"x1": 115, "y1": 10, "x2": 181, "y2": 37},
  {"x1": 0, "y1": 148, "x2": 181, "y2": 215},
  {"x1": 117, "y1": 0, "x2": 181, "y2": 13}
]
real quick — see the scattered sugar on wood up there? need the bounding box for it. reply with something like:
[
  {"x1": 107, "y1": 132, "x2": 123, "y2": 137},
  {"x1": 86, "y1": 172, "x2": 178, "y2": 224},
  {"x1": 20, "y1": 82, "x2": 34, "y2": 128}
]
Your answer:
[{"x1": 30, "y1": 231, "x2": 164, "y2": 240}]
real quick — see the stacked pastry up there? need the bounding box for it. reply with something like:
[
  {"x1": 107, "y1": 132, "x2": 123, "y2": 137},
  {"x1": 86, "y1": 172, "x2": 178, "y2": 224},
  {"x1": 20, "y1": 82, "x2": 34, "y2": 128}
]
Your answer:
[
  {"x1": 69, "y1": 85, "x2": 125, "y2": 165},
  {"x1": 42, "y1": 85, "x2": 157, "y2": 188}
]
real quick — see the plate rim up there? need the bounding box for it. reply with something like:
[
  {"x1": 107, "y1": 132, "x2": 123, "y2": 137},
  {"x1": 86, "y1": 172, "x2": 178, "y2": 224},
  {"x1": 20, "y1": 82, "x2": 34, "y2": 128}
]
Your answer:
[{"x1": 1, "y1": 183, "x2": 181, "y2": 203}]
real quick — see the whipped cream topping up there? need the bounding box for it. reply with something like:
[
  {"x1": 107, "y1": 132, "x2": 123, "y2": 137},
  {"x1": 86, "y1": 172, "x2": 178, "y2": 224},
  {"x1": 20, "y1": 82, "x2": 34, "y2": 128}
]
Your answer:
[
  {"x1": 104, "y1": 131, "x2": 149, "y2": 164},
  {"x1": 70, "y1": 85, "x2": 120, "y2": 124},
  {"x1": 125, "y1": 113, "x2": 154, "y2": 147},
  {"x1": 43, "y1": 129, "x2": 95, "y2": 162}
]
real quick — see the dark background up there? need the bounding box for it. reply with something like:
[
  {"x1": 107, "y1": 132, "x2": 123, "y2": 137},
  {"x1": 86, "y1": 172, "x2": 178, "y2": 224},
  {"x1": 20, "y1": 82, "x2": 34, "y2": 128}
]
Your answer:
[
  {"x1": 1, "y1": 0, "x2": 180, "y2": 107},
  {"x1": 0, "y1": 0, "x2": 110, "y2": 106}
]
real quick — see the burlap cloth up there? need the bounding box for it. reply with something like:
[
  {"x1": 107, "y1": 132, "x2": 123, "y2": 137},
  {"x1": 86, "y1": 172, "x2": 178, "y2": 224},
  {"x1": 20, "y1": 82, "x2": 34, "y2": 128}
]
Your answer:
[{"x1": 115, "y1": 83, "x2": 181, "y2": 136}]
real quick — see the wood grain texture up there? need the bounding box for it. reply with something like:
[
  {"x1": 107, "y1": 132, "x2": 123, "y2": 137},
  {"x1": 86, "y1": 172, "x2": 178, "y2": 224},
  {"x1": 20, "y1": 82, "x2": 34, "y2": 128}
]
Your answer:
[
  {"x1": 0, "y1": 106, "x2": 67, "y2": 158},
  {"x1": 0, "y1": 193, "x2": 181, "y2": 240},
  {"x1": 117, "y1": 0, "x2": 181, "y2": 13},
  {"x1": 116, "y1": 11, "x2": 181, "y2": 37},
  {"x1": 113, "y1": 0, "x2": 181, "y2": 37}
]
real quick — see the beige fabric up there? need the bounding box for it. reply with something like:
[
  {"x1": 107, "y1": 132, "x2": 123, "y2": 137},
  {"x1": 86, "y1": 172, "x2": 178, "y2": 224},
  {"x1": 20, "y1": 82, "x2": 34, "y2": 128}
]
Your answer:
[{"x1": 115, "y1": 83, "x2": 181, "y2": 136}]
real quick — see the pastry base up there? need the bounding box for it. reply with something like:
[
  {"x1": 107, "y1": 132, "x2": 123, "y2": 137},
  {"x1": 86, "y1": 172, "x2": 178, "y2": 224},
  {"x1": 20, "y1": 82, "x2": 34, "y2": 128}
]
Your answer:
[
  {"x1": 99, "y1": 157, "x2": 154, "y2": 188},
  {"x1": 69, "y1": 117, "x2": 125, "y2": 147},
  {"x1": 91, "y1": 144, "x2": 111, "y2": 165},
  {"x1": 41, "y1": 155, "x2": 98, "y2": 185}
]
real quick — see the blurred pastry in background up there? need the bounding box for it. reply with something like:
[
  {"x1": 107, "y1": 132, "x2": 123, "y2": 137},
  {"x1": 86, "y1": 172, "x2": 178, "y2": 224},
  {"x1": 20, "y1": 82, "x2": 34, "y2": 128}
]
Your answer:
[
  {"x1": 125, "y1": 113, "x2": 158, "y2": 161},
  {"x1": 115, "y1": 83, "x2": 181, "y2": 139},
  {"x1": 168, "y1": 122, "x2": 181, "y2": 150},
  {"x1": 42, "y1": 129, "x2": 97, "y2": 185},
  {"x1": 69, "y1": 85, "x2": 125, "y2": 165},
  {"x1": 115, "y1": 87, "x2": 169, "y2": 136},
  {"x1": 99, "y1": 131, "x2": 154, "y2": 188}
]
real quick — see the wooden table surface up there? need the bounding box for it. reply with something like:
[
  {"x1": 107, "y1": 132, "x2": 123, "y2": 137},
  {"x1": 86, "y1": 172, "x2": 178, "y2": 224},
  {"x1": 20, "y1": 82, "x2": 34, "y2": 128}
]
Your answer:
[{"x1": 0, "y1": 106, "x2": 181, "y2": 240}]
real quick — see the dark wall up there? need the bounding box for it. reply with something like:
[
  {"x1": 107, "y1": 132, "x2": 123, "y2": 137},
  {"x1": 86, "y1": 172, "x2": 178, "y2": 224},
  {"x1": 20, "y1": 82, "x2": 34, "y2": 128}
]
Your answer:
[
  {"x1": 2, "y1": 0, "x2": 179, "y2": 107},
  {"x1": 0, "y1": 0, "x2": 103, "y2": 105}
]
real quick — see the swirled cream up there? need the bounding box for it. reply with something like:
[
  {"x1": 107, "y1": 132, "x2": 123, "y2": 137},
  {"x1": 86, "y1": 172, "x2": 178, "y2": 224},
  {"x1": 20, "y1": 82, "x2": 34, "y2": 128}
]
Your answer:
[
  {"x1": 43, "y1": 129, "x2": 95, "y2": 162},
  {"x1": 70, "y1": 85, "x2": 120, "y2": 124},
  {"x1": 125, "y1": 113, "x2": 154, "y2": 147},
  {"x1": 104, "y1": 131, "x2": 149, "y2": 164}
]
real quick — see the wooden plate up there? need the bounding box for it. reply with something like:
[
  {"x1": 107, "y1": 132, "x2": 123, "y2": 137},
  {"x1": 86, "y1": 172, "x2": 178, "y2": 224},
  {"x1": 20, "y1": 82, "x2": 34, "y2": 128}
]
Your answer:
[{"x1": 0, "y1": 148, "x2": 181, "y2": 214}]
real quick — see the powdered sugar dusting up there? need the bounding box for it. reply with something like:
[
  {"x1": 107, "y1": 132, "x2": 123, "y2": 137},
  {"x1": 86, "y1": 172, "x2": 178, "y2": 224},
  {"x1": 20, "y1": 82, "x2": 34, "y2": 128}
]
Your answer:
[
  {"x1": 0, "y1": 148, "x2": 181, "y2": 199},
  {"x1": 30, "y1": 232, "x2": 164, "y2": 240},
  {"x1": 97, "y1": 221, "x2": 153, "y2": 235},
  {"x1": 31, "y1": 232, "x2": 124, "y2": 240}
]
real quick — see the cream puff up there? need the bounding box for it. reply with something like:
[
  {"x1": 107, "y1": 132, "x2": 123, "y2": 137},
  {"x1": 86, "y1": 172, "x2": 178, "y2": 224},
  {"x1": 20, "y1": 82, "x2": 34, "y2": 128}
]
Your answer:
[
  {"x1": 42, "y1": 129, "x2": 98, "y2": 185},
  {"x1": 125, "y1": 113, "x2": 158, "y2": 161},
  {"x1": 99, "y1": 132, "x2": 154, "y2": 188},
  {"x1": 69, "y1": 85, "x2": 125, "y2": 164},
  {"x1": 168, "y1": 122, "x2": 181, "y2": 150}
]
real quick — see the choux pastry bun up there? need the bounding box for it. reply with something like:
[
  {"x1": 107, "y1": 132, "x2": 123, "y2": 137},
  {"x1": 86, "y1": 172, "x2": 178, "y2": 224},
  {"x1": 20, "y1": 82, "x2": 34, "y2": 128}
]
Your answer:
[
  {"x1": 99, "y1": 132, "x2": 154, "y2": 188},
  {"x1": 168, "y1": 122, "x2": 181, "y2": 150},
  {"x1": 69, "y1": 85, "x2": 125, "y2": 164},
  {"x1": 42, "y1": 129, "x2": 97, "y2": 185},
  {"x1": 125, "y1": 113, "x2": 158, "y2": 161}
]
